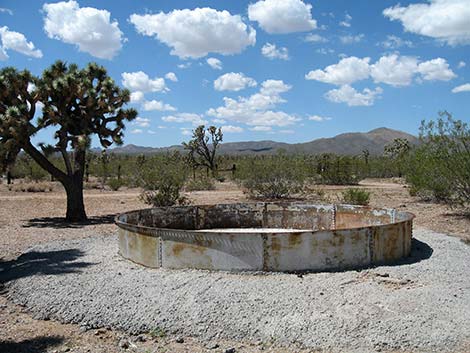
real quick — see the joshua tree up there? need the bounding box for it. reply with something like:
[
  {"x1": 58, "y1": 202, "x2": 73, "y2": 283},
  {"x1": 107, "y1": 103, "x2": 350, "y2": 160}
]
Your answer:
[
  {"x1": 183, "y1": 125, "x2": 223, "y2": 176},
  {"x1": 0, "y1": 61, "x2": 137, "y2": 221}
]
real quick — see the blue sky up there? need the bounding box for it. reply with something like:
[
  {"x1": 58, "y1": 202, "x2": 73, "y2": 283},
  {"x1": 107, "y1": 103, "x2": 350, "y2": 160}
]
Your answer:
[{"x1": 1, "y1": 0, "x2": 469, "y2": 148}]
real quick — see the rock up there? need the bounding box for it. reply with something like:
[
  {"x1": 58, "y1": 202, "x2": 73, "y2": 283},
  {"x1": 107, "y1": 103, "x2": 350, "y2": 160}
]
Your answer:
[
  {"x1": 118, "y1": 339, "x2": 130, "y2": 349},
  {"x1": 175, "y1": 336, "x2": 184, "y2": 343},
  {"x1": 205, "y1": 342, "x2": 219, "y2": 349},
  {"x1": 134, "y1": 334, "x2": 147, "y2": 342},
  {"x1": 224, "y1": 348, "x2": 236, "y2": 353}
]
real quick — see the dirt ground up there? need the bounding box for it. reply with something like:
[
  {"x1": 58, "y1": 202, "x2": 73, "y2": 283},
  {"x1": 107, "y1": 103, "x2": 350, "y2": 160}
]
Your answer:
[{"x1": 1, "y1": 178, "x2": 469, "y2": 353}]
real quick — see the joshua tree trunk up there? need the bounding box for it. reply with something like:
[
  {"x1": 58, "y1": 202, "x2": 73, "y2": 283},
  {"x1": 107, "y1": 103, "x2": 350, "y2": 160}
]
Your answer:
[{"x1": 64, "y1": 177, "x2": 87, "y2": 222}]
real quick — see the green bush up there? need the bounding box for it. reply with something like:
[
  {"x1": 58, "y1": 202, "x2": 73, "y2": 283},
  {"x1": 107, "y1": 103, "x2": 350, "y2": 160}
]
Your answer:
[
  {"x1": 315, "y1": 154, "x2": 363, "y2": 185},
  {"x1": 241, "y1": 157, "x2": 305, "y2": 199},
  {"x1": 406, "y1": 113, "x2": 470, "y2": 208},
  {"x1": 185, "y1": 177, "x2": 215, "y2": 191},
  {"x1": 107, "y1": 177, "x2": 124, "y2": 191},
  {"x1": 139, "y1": 153, "x2": 188, "y2": 207},
  {"x1": 342, "y1": 188, "x2": 371, "y2": 205}
]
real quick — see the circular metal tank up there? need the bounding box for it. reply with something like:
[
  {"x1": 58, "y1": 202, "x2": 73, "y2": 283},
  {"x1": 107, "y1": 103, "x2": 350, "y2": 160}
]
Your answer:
[{"x1": 115, "y1": 203, "x2": 415, "y2": 272}]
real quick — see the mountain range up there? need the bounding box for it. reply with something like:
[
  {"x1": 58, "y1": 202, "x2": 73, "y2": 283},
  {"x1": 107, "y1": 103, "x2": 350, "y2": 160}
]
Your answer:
[{"x1": 100, "y1": 127, "x2": 418, "y2": 156}]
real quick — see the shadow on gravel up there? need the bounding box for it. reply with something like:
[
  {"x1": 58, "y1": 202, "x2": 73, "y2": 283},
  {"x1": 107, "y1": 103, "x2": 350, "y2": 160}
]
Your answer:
[
  {"x1": 0, "y1": 249, "x2": 93, "y2": 286},
  {"x1": 22, "y1": 214, "x2": 116, "y2": 229},
  {"x1": 0, "y1": 336, "x2": 63, "y2": 353},
  {"x1": 392, "y1": 238, "x2": 434, "y2": 265}
]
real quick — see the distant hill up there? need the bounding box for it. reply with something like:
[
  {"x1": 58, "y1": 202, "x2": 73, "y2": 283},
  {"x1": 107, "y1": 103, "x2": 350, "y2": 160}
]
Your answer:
[{"x1": 98, "y1": 127, "x2": 418, "y2": 156}]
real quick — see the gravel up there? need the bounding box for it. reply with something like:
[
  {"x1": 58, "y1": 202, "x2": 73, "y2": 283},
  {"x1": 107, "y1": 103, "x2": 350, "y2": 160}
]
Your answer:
[{"x1": 2, "y1": 229, "x2": 470, "y2": 353}]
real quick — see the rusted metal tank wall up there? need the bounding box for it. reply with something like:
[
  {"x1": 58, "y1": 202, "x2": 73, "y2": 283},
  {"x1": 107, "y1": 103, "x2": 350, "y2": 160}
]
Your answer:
[{"x1": 116, "y1": 203, "x2": 414, "y2": 272}]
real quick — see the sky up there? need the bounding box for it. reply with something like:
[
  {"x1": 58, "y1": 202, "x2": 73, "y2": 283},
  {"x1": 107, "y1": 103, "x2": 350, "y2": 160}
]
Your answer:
[{"x1": 0, "y1": 0, "x2": 469, "y2": 148}]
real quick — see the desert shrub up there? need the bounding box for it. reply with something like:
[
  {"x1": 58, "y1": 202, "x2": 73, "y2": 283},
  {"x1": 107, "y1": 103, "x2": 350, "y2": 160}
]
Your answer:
[
  {"x1": 241, "y1": 157, "x2": 305, "y2": 199},
  {"x1": 185, "y1": 177, "x2": 215, "y2": 191},
  {"x1": 139, "y1": 153, "x2": 188, "y2": 207},
  {"x1": 315, "y1": 154, "x2": 363, "y2": 185},
  {"x1": 107, "y1": 177, "x2": 124, "y2": 191},
  {"x1": 13, "y1": 182, "x2": 53, "y2": 193},
  {"x1": 406, "y1": 113, "x2": 470, "y2": 208},
  {"x1": 342, "y1": 188, "x2": 371, "y2": 205}
]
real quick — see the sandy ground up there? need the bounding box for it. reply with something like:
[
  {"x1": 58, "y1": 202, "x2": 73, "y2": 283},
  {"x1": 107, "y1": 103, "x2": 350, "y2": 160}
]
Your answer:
[{"x1": 1, "y1": 179, "x2": 469, "y2": 353}]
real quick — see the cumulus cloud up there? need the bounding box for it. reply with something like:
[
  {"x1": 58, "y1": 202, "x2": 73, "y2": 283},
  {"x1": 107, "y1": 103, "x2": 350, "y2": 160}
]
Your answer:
[
  {"x1": 325, "y1": 85, "x2": 383, "y2": 106},
  {"x1": 207, "y1": 57, "x2": 222, "y2": 70},
  {"x1": 305, "y1": 56, "x2": 371, "y2": 85},
  {"x1": 458, "y1": 61, "x2": 466, "y2": 68},
  {"x1": 370, "y1": 54, "x2": 419, "y2": 86},
  {"x1": 417, "y1": 58, "x2": 456, "y2": 81},
  {"x1": 339, "y1": 13, "x2": 352, "y2": 27},
  {"x1": 451, "y1": 83, "x2": 470, "y2": 93},
  {"x1": 121, "y1": 71, "x2": 167, "y2": 93},
  {"x1": 129, "y1": 8, "x2": 256, "y2": 59},
  {"x1": 165, "y1": 72, "x2": 178, "y2": 82},
  {"x1": 379, "y1": 35, "x2": 413, "y2": 49},
  {"x1": 131, "y1": 117, "x2": 151, "y2": 128},
  {"x1": 383, "y1": 0, "x2": 470, "y2": 45},
  {"x1": 307, "y1": 54, "x2": 456, "y2": 87},
  {"x1": 339, "y1": 34, "x2": 364, "y2": 44},
  {"x1": 248, "y1": 0, "x2": 316, "y2": 34},
  {"x1": 0, "y1": 26, "x2": 42, "y2": 59},
  {"x1": 309, "y1": 115, "x2": 332, "y2": 122},
  {"x1": 162, "y1": 113, "x2": 207, "y2": 126},
  {"x1": 305, "y1": 33, "x2": 328, "y2": 43},
  {"x1": 250, "y1": 126, "x2": 272, "y2": 132},
  {"x1": 214, "y1": 72, "x2": 257, "y2": 91},
  {"x1": 142, "y1": 100, "x2": 176, "y2": 112},
  {"x1": 130, "y1": 129, "x2": 143, "y2": 134},
  {"x1": 207, "y1": 79, "x2": 298, "y2": 127},
  {"x1": 222, "y1": 125, "x2": 244, "y2": 133},
  {"x1": 261, "y1": 43, "x2": 289, "y2": 60},
  {"x1": 43, "y1": 0, "x2": 123, "y2": 59},
  {"x1": 130, "y1": 91, "x2": 145, "y2": 103}
]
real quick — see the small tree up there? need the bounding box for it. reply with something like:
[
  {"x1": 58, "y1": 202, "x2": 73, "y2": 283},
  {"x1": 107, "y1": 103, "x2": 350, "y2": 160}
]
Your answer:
[
  {"x1": 183, "y1": 125, "x2": 223, "y2": 176},
  {"x1": 0, "y1": 61, "x2": 137, "y2": 221},
  {"x1": 384, "y1": 138, "x2": 411, "y2": 177}
]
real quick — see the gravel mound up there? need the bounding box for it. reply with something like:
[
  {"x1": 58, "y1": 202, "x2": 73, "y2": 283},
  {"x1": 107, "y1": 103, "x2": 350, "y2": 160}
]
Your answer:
[{"x1": 2, "y1": 229, "x2": 470, "y2": 353}]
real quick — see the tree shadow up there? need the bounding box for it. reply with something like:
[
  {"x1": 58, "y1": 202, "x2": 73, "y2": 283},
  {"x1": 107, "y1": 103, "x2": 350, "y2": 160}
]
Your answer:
[
  {"x1": 0, "y1": 336, "x2": 64, "y2": 353},
  {"x1": 22, "y1": 213, "x2": 117, "y2": 229},
  {"x1": 0, "y1": 248, "x2": 93, "y2": 286}
]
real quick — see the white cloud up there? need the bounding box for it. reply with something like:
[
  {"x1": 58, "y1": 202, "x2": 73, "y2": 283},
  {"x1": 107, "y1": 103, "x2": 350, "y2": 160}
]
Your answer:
[
  {"x1": 458, "y1": 61, "x2": 466, "y2": 68},
  {"x1": 163, "y1": 113, "x2": 208, "y2": 126},
  {"x1": 181, "y1": 128, "x2": 193, "y2": 136},
  {"x1": 305, "y1": 56, "x2": 371, "y2": 85},
  {"x1": 0, "y1": 26, "x2": 42, "y2": 59},
  {"x1": 339, "y1": 34, "x2": 364, "y2": 44},
  {"x1": 307, "y1": 54, "x2": 456, "y2": 87},
  {"x1": 309, "y1": 115, "x2": 332, "y2": 122},
  {"x1": 383, "y1": 0, "x2": 470, "y2": 45},
  {"x1": 130, "y1": 91, "x2": 144, "y2": 103},
  {"x1": 452, "y1": 83, "x2": 470, "y2": 93},
  {"x1": 130, "y1": 8, "x2": 256, "y2": 59},
  {"x1": 379, "y1": 35, "x2": 413, "y2": 49},
  {"x1": 316, "y1": 48, "x2": 335, "y2": 55},
  {"x1": 417, "y1": 58, "x2": 456, "y2": 81},
  {"x1": 248, "y1": 0, "x2": 316, "y2": 34},
  {"x1": 214, "y1": 72, "x2": 257, "y2": 92},
  {"x1": 208, "y1": 79, "x2": 298, "y2": 127},
  {"x1": 250, "y1": 126, "x2": 272, "y2": 132},
  {"x1": 222, "y1": 125, "x2": 244, "y2": 133},
  {"x1": 177, "y1": 62, "x2": 191, "y2": 69},
  {"x1": 207, "y1": 57, "x2": 222, "y2": 70},
  {"x1": 122, "y1": 71, "x2": 167, "y2": 93},
  {"x1": 0, "y1": 8, "x2": 13, "y2": 15},
  {"x1": 261, "y1": 43, "x2": 289, "y2": 60},
  {"x1": 43, "y1": 0, "x2": 123, "y2": 59},
  {"x1": 132, "y1": 117, "x2": 151, "y2": 128},
  {"x1": 325, "y1": 85, "x2": 383, "y2": 106},
  {"x1": 305, "y1": 33, "x2": 328, "y2": 43},
  {"x1": 130, "y1": 129, "x2": 143, "y2": 134},
  {"x1": 142, "y1": 100, "x2": 176, "y2": 112},
  {"x1": 339, "y1": 13, "x2": 352, "y2": 27},
  {"x1": 165, "y1": 72, "x2": 178, "y2": 82},
  {"x1": 370, "y1": 54, "x2": 419, "y2": 86}
]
